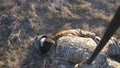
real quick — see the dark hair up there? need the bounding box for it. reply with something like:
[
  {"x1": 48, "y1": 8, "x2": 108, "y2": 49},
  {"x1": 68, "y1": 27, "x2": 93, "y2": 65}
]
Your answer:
[{"x1": 39, "y1": 36, "x2": 54, "y2": 54}]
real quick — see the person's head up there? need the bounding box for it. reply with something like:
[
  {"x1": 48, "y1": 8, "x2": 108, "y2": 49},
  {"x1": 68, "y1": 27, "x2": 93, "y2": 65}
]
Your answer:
[{"x1": 38, "y1": 35, "x2": 55, "y2": 54}]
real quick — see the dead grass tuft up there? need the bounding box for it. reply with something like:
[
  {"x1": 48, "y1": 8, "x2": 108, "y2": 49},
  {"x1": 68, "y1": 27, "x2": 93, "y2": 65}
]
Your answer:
[
  {"x1": 90, "y1": 26, "x2": 105, "y2": 37},
  {"x1": 62, "y1": 23, "x2": 72, "y2": 30},
  {"x1": 81, "y1": 23, "x2": 90, "y2": 31},
  {"x1": 71, "y1": 1, "x2": 92, "y2": 12},
  {"x1": 94, "y1": 12, "x2": 113, "y2": 22}
]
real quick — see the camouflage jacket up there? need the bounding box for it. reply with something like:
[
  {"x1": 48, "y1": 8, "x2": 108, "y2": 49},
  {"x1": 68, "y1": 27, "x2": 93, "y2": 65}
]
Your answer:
[{"x1": 34, "y1": 29, "x2": 120, "y2": 68}]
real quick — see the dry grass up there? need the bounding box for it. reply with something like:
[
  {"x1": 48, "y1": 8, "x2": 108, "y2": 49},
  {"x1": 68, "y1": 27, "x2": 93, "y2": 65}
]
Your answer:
[
  {"x1": 0, "y1": 0, "x2": 120, "y2": 68},
  {"x1": 71, "y1": 1, "x2": 92, "y2": 12},
  {"x1": 90, "y1": 26, "x2": 105, "y2": 37},
  {"x1": 93, "y1": 12, "x2": 113, "y2": 22},
  {"x1": 62, "y1": 23, "x2": 72, "y2": 30},
  {"x1": 4, "y1": 39, "x2": 32, "y2": 68}
]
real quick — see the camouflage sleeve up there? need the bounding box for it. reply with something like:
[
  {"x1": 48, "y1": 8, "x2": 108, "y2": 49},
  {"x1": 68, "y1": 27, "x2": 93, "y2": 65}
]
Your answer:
[
  {"x1": 76, "y1": 29, "x2": 101, "y2": 44},
  {"x1": 76, "y1": 29, "x2": 96, "y2": 38},
  {"x1": 52, "y1": 29, "x2": 96, "y2": 40},
  {"x1": 107, "y1": 37, "x2": 120, "y2": 56},
  {"x1": 78, "y1": 54, "x2": 120, "y2": 68}
]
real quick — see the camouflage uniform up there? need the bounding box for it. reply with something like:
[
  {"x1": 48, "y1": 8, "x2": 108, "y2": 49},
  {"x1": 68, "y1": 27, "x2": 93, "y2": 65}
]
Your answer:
[{"x1": 34, "y1": 29, "x2": 120, "y2": 68}]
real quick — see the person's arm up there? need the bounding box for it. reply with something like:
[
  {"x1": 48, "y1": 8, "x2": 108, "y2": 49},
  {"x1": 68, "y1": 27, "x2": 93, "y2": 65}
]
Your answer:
[
  {"x1": 78, "y1": 29, "x2": 96, "y2": 38},
  {"x1": 78, "y1": 29, "x2": 101, "y2": 44},
  {"x1": 52, "y1": 29, "x2": 96, "y2": 40},
  {"x1": 107, "y1": 37, "x2": 120, "y2": 56}
]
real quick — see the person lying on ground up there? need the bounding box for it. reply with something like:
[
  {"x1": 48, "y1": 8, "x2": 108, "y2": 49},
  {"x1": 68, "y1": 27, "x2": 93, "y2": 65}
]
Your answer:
[{"x1": 34, "y1": 29, "x2": 120, "y2": 68}]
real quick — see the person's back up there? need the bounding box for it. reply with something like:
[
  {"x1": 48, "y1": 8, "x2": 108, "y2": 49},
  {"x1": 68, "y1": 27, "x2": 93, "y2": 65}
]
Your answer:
[{"x1": 34, "y1": 29, "x2": 120, "y2": 68}]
